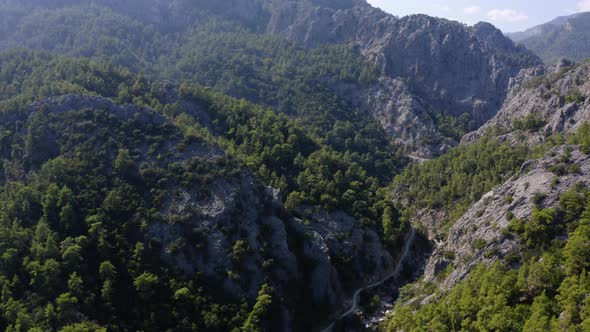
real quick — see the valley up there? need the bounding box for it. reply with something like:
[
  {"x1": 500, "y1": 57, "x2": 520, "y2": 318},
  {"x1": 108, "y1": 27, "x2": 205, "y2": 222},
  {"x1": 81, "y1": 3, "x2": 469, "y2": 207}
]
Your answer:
[{"x1": 0, "y1": 0, "x2": 589, "y2": 331}]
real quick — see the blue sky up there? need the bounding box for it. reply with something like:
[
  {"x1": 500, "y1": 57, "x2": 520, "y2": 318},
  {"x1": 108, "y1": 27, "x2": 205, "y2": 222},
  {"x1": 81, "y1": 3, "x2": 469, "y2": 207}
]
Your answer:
[{"x1": 367, "y1": 0, "x2": 590, "y2": 32}]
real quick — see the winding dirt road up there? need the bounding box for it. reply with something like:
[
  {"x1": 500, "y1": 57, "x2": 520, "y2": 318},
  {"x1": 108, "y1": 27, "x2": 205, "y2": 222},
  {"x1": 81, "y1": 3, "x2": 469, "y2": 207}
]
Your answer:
[{"x1": 320, "y1": 227, "x2": 416, "y2": 332}]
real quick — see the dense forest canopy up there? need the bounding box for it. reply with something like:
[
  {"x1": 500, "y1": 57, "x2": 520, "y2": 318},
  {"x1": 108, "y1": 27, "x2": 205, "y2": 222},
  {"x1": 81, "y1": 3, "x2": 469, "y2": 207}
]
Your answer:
[
  {"x1": 0, "y1": 2, "x2": 416, "y2": 328},
  {"x1": 0, "y1": 48, "x2": 409, "y2": 331},
  {"x1": 0, "y1": 1, "x2": 589, "y2": 331}
]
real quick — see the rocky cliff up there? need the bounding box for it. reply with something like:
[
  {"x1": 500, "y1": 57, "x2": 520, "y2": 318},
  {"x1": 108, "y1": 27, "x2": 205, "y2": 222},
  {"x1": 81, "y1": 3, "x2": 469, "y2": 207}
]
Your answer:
[
  {"x1": 424, "y1": 145, "x2": 590, "y2": 289},
  {"x1": 0, "y1": 0, "x2": 542, "y2": 158},
  {"x1": 266, "y1": 0, "x2": 541, "y2": 157},
  {"x1": 464, "y1": 60, "x2": 590, "y2": 144},
  {"x1": 392, "y1": 59, "x2": 590, "y2": 313}
]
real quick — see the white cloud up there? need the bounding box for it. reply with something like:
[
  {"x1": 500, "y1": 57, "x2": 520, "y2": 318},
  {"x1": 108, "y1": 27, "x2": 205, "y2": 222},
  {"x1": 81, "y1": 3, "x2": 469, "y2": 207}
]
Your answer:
[
  {"x1": 431, "y1": 3, "x2": 451, "y2": 12},
  {"x1": 487, "y1": 9, "x2": 529, "y2": 22},
  {"x1": 577, "y1": 0, "x2": 590, "y2": 12},
  {"x1": 463, "y1": 6, "x2": 481, "y2": 15}
]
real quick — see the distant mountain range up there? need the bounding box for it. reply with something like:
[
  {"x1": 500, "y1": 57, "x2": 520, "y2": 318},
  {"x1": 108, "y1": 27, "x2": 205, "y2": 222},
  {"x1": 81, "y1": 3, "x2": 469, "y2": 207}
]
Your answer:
[{"x1": 507, "y1": 12, "x2": 590, "y2": 64}]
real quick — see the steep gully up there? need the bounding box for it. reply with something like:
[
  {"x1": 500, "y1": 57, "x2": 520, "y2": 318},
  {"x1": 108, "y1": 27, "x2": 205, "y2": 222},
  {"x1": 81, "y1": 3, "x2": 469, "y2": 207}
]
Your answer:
[{"x1": 319, "y1": 227, "x2": 416, "y2": 332}]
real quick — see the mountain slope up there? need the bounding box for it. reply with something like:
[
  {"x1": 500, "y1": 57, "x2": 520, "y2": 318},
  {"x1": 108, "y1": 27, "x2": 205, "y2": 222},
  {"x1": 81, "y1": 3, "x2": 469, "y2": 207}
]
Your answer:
[
  {"x1": 508, "y1": 12, "x2": 590, "y2": 64},
  {"x1": 387, "y1": 141, "x2": 590, "y2": 331},
  {"x1": 0, "y1": 0, "x2": 541, "y2": 157},
  {"x1": 0, "y1": 50, "x2": 411, "y2": 331},
  {"x1": 385, "y1": 57, "x2": 590, "y2": 332},
  {"x1": 0, "y1": 1, "x2": 565, "y2": 331},
  {"x1": 465, "y1": 60, "x2": 590, "y2": 143},
  {"x1": 267, "y1": 1, "x2": 541, "y2": 156}
]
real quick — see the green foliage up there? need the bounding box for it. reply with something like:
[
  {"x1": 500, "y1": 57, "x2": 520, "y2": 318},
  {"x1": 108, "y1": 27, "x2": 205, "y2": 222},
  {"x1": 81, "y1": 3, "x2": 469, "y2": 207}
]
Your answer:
[
  {"x1": 0, "y1": 3, "x2": 380, "y2": 138},
  {"x1": 231, "y1": 240, "x2": 248, "y2": 261},
  {"x1": 393, "y1": 137, "x2": 530, "y2": 228},
  {"x1": 513, "y1": 114, "x2": 547, "y2": 132},
  {"x1": 532, "y1": 192, "x2": 548, "y2": 206},
  {"x1": 472, "y1": 238, "x2": 487, "y2": 251},
  {"x1": 565, "y1": 90, "x2": 586, "y2": 104},
  {"x1": 98, "y1": 261, "x2": 116, "y2": 280},
  {"x1": 0, "y1": 92, "x2": 260, "y2": 331},
  {"x1": 178, "y1": 84, "x2": 401, "y2": 224},
  {"x1": 569, "y1": 122, "x2": 590, "y2": 154},
  {"x1": 242, "y1": 284, "x2": 273, "y2": 332},
  {"x1": 524, "y1": 208, "x2": 557, "y2": 248},
  {"x1": 388, "y1": 263, "x2": 529, "y2": 332},
  {"x1": 133, "y1": 273, "x2": 159, "y2": 299},
  {"x1": 563, "y1": 219, "x2": 590, "y2": 276},
  {"x1": 382, "y1": 206, "x2": 400, "y2": 247},
  {"x1": 516, "y1": 13, "x2": 590, "y2": 64},
  {"x1": 114, "y1": 149, "x2": 134, "y2": 175},
  {"x1": 59, "y1": 322, "x2": 106, "y2": 332},
  {"x1": 0, "y1": 50, "x2": 136, "y2": 113},
  {"x1": 0, "y1": 39, "x2": 405, "y2": 332},
  {"x1": 56, "y1": 292, "x2": 78, "y2": 324},
  {"x1": 435, "y1": 112, "x2": 476, "y2": 140},
  {"x1": 387, "y1": 186, "x2": 590, "y2": 332},
  {"x1": 558, "y1": 187, "x2": 587, "y2": 226},
  {"x1": 522, "y1": 292, "x2": 555, "y2": 331}
]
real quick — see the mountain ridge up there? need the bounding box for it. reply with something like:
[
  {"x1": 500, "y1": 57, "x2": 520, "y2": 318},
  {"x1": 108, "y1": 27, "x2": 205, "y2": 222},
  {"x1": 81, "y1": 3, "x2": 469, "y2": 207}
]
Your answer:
[
  {"x1": 507, "y1": 12, "x2": 590, "y2": 64},
  {"x1": 0, "y1": 0, "x2": 541, "y2": 158}
]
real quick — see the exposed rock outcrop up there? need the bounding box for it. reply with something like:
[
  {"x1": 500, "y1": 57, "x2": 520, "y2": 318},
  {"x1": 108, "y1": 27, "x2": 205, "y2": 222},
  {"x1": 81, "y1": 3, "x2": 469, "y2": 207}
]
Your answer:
[
  {"x1": 464, "y1": 61, "x2": 590, "y2": 144},
  {"x1": 395, "y1": 63, "x2": 590, "y2": 310},
  {"x1": 423, "y1": 145, "x2": 590, "y2": 288},
  {"x1": 15, "y1": 94, "x2": 395, "y2": 331},
  {"x1": 266, "y1": 0, "x2": 541, "y2": 157},
  {"x1": 0, "y1": 0, "x2": 542, "y2": 158}
]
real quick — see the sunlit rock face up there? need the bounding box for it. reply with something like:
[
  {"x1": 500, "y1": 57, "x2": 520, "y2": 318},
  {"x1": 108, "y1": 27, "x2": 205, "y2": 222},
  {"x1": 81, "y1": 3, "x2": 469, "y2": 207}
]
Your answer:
[{"x1": 266, "y1": 0, "x2": 541, "y2": 157}]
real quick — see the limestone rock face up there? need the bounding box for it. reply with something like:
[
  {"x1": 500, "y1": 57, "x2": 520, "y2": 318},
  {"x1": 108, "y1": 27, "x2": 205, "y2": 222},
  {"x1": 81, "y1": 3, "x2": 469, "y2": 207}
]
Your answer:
[
  {"x1": 0, "y1": 0, "x2": 541, "y2": 158},
  {"x1": 422, "y1": 145, "x2": 590, "y2": 288},
  {"x1": 333, "y1": 77, "x2": 454, "y2": 158},
  {"x1": 464, "y1": 61, "x2": 590, "y2": 144},
  {"x1": 266, "y1": 0, "x2": 541, "y2": 157},
  {"x1": 398, "y1": 63, "x2": 590, "y2": 307}
]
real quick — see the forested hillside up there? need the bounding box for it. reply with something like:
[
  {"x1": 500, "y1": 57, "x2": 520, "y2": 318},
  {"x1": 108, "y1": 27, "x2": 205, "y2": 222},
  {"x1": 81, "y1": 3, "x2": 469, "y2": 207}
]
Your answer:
[
  {"x1": 0, "y1": 49, "x2": 411, "y2": 331},
  {"x1": 0, "y1": 1, "x2": 424, "y2": 329},
  {"x1": 388, "y1": 130, "x2": 590, "y2": 331},
  {"x1": 383, "y1": 50, "x2": 590, "y2": 332},
  {"x1": 1, "y1": 0, "x2": 588, "y2": 331},
  {"x1": 508, "y1": 12, "x2": 590, "y2": 64},
  {"x1": 0, "y1": 0, "x2": 540, "y2": 158}
]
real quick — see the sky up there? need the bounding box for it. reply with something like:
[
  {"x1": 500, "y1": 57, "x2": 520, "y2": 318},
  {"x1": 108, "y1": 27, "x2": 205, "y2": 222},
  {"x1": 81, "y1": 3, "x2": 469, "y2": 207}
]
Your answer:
[{"x1": 367, "y1": 0, "x2": 590, "y2": 32}]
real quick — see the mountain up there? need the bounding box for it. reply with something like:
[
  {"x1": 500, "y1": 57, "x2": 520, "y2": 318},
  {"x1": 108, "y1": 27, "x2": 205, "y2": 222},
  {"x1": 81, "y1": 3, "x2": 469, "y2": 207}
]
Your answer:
[
  {"x1": 1, "y1": 1, "x2": 582, "y2": 331},
  {"x1": 385, "y1": 57, "x2": 590, "y2": 331},
  {"x1": 266, "y1": 2, "x2": 541, "y2": 156},
  {"x1": 464, "y1": 59, "x2": 589, "y2": 143},
  {"x1": 0, "y1": 0, "x2": 541, "y2": 158},
  {"x1": 0, "y1": 49, "x2": 411, "y2": 331},
  {"x1": 507, "y1": 13, "x2": 587, "y2": 42},
  {"x1": 508, "y1": 12, "x2": 590, "y2": 64}
]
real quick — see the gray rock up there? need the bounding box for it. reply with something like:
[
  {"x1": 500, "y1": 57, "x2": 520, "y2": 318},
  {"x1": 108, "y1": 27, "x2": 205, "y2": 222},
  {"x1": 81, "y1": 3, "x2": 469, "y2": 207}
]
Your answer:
[
  {"x1": 422, "y1": 145, "x2": 590, "y2": 289},
  {"x1": 267, "y1": 1, "x2": 541, "y2": 157},
  {"x1": 464, "y1": 62, "x2": 590, "y2": 144}
]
